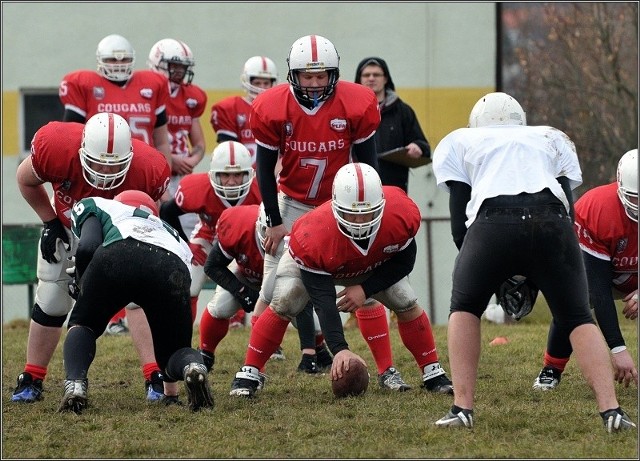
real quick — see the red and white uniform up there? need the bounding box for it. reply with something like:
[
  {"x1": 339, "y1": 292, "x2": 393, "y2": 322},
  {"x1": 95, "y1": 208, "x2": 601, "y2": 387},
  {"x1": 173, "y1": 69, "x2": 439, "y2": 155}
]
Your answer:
[
  {"x1": 215, "y1": 204, "x2": 264, "y2": 285},
  {"x1": 167, "y1": 83, "x2": 207, "y2": 158},
  {"x1": 251, "y1": 81, "x2": 380, "y2": 207},
  {"x1": 574, "y1": 182, "x2": 638, "y2": 294},
  {"x1": 30, "y1": 121, "x2": 171, "y2": 229},
  {"x1": 288, "y1": 186, "x2": 419, "y2": 277},
  {"x1": 59, "y1": 69, "x2": 169, "y2": 147},
  {"x1": 174, "y1": 173, "x2": 262, "y2": 244},
  {"x1": 210, "y1": 96, "x2": 257, "y2": 165}
]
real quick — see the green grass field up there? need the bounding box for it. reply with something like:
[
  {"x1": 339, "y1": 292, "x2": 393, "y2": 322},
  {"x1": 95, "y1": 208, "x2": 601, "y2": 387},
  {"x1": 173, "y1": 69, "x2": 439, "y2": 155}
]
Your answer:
[{"x1": 2, "y1": 303, "x2": 638, "y2": 459}]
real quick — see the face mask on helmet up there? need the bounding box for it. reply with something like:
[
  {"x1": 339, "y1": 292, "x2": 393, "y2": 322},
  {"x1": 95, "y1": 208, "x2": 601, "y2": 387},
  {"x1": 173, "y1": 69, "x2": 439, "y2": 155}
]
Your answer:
[
  {"x1": 147, "y1": 38, "x2": 195, "y2": 88},
  {"x1": 208, "y1": 141, "x2": 255, "y2": 201},
  {"x1": 79, "y1": 113, "x2": 133, "y2": 190},
  {"x1": 96, "y1": 34, "x2": 135, "y2": 82},
  {"x1": 255, "y1": 203, "x2": 268, "y2": 251},
  {"x1": 114, "y1": 190, "x2": 159, "y2": 217},
  {"x1": 241, "y1": 56, "x2": 278, "y2": 101},
  {"x1": 331, "y1": 163, "x2": 385, "y2": 240},
  {"x1": 468, "y1": 92, "x2": 526, "y2": 128},
  {"x1": 287, "y1": 35, "x2": 340, "y2": 107},
  {"x1": 617, "y1": 148, "x2": 638, "y2": 222}
]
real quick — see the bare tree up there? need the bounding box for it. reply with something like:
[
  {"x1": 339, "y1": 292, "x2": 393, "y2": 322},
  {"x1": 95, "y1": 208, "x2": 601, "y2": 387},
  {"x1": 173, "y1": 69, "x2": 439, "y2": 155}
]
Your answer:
[{"x1": 502, "y1": 2, "x2": 638, "y2": 197}]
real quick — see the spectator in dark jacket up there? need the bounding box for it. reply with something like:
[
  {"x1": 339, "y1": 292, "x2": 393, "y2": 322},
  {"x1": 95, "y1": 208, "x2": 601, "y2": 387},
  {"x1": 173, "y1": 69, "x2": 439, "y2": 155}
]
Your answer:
[{"x1": 355, "y1": 57, "x2": 430, "y2": 192}]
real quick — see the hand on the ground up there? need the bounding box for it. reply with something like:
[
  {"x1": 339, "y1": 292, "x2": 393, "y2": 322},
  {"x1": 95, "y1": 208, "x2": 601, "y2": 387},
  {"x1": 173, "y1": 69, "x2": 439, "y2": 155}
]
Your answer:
[{"x1": 612, "y1": 349, "x2": 639, "y2": 388}]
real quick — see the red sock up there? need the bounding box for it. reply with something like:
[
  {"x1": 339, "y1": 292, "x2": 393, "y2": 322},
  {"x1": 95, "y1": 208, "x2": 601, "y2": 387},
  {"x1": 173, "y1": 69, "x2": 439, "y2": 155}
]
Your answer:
[
  {"x1": 24, "y1": 364, "x2": 47, "y2": 381},
  {"x1": 397, "y1": 310, "x2": 439, "y2": 370},
  {"x1": 315, "y1": 333, "x2": 325, "y2": 349},
  {"x1": 356, "y1": 304, "x2": 393, "y2": 374},
  {"x1": 109, "y1": 308, "x2": 126, "y2": 324},
  {"x1": 251, "y1": 314, "x2": 259, "y2": 328},
  {"x1": 543, "y1": 351, "x2": 570, "y2": 372},
  {"x1": 190, "y1": 297, "x2": 198, "y2": 324},
  {"x1": 199, "y1": 308, "x2": 230, "y2": 353},
  {"x1": 142, "y1": 362, "x2": 161, "y2": 381},
  {"x1": 245, "y1": 308, "x2": 289, "y2": 369}
]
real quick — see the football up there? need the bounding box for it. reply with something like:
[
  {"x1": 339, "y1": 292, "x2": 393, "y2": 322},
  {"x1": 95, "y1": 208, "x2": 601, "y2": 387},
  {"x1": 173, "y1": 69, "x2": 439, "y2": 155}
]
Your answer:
[{"x1": 331, "y1": 359, "x2": 370, "y2": 398}]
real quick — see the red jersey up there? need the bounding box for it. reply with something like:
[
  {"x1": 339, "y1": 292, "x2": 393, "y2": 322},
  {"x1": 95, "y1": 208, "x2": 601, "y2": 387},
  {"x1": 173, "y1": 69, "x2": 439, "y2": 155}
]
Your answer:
[
  {"x1": 210, "y1": 96, "x2": 257, "y2": 165},
  {"x1": 288, "y1": 186, "x2": 419, "y2": 278},
  {"x1": 59, "y1": 69, "x2": 169, "y2": 146},
  {"x1": 167, "y1": 83, "x2": 208, "y2": 157},
  {"x1": 215, "y1": 204, "x2": 265, "y2": 285},
  {"x1": 250, "y1": 81, "x2": 380, "y2": 206},
  {"x1": 574, "y1": 182, "x2": 638, "y2": 293},
  {"x1": 174, "y1": 172, "x2": 262, "y2": 240},
  {"x1": 30, "y1": 121, "x2": 171, "y2": 228}
]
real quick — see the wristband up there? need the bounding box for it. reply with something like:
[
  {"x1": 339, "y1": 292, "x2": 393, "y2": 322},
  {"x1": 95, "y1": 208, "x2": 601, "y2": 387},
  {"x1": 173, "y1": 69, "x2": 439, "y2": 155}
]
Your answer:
[{"x1": 611, "y1": 346, "x2": 627, "y2": 354}]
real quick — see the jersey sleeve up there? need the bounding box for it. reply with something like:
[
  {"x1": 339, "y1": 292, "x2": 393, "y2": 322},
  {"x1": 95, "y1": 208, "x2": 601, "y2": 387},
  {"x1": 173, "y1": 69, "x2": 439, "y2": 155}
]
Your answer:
[
  {"x1": 70, "y1": 197, "x2": 100, "y2": 238},
  {"x1": 210, "y1": 97, "x2": 239, "y2": 139},
  {"x1": 59, "y1": 70, "x2": 90, "y2": 117}
]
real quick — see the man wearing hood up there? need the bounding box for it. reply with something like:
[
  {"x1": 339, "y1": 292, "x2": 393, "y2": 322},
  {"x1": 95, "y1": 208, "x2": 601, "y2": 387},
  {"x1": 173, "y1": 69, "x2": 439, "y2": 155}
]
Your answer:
[{"x1": 355, "y1": 57, "x2": 430, "y2": 192}]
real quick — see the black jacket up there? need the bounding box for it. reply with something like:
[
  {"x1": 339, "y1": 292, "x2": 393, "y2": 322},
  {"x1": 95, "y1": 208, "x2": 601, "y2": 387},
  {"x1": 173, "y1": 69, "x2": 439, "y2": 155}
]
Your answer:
[{"x1": 354, "y1": 57, "x2": 430, "y2": 192}]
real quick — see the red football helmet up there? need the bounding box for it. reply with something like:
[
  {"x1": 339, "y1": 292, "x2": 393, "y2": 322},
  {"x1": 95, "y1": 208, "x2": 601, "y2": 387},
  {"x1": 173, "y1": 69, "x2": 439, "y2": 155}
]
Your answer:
[{"x1": 114, "y1": 190, "x2": 159, "y2": 216}]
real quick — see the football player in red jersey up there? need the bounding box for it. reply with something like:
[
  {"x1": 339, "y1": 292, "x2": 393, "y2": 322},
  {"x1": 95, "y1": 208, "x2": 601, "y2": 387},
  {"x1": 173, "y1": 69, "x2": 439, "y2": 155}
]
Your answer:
[
  {"x1": 250, "y1": 35, "x2": 396, "y2": 376},
  {"x1": 210, "y1": 55, "x2": 278, "y2": 329},
  {"x1": 148, "y1": 38, "x2": 207, "y2": 239},
  {"x1": 11, "y1": 113, "x2": 171, "y2": 404},
  {"x1": 229, "y1": 163, "x2": 453, "y2": 398},
  {"x1": 59, "y1": 34, "x2": 171, "y2": 340},
  {"x1": 160, "y1": 141, "x2": 262, "y2": 324},
  {"x1": 210, "y1": 55, "x2": 278, "y2": 169},
  {"x1": 533, "y1": 148, "x2": 639, "y2": 391},
  {"x1": 59, "y1": 34, "x2": 171, "y2": 166}
]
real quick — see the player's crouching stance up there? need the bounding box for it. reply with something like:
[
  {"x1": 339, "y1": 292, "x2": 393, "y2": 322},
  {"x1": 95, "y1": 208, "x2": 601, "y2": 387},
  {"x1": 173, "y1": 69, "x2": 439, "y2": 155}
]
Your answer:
[
  {"x1": 58, "y1": 191, "x2": 213, "y2": 414},
  {"x1": 229, "y1": 163, "x2": 452, "y2": 398}
]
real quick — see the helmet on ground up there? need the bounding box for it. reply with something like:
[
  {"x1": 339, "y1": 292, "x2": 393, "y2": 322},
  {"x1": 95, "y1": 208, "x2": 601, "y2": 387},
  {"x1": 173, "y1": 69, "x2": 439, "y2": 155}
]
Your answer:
[
  {"x1": 497, "y1": 276, "x2": 538, "y2": 321},
  {"x1": 332, "y1": 163, "x2": 385, "y2": 240},
  {"x1": 617, "y1": 148, "x2": 638, "y2": 222},
  {"x1": 255, "y1": 203, "x2": 268, "y2": 251},
  {"x1": 114, "y1": 190, "x2": 159, "y2": 217},
  {"x1": 287, "y1": 34, "x2": 340, "y2": 105},
  {"x1": 79, "y1": 113, "x2": 133, "y2": 190},
  {"x1": 241, "y1": 56, "x2": 278, "y2": 101},
  {"x1": 147, "y1": 38, "x2": 195, "y2": 86},
  {"x1": 468, "y1": 92, "x2": 526, "y2": 128},
  {"x1": 96, "y1": 34, "x2": 135, "y2": 82},
  {"x1": 208, "y1": 141, "x2": 255, "y2": 200}
]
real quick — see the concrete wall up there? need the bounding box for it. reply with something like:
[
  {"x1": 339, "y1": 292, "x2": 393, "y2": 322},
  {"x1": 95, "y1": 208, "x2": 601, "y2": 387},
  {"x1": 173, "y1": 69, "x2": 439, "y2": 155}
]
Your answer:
[{"x1": 1, "y1": 2, "x2": 497, "y2": 324}]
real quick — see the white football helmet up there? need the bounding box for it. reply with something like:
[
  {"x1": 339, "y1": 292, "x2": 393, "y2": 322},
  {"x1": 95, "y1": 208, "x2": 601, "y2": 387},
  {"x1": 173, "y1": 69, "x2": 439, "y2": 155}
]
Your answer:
[
  {"x1": 79, "y1": 113, "x2": 133, "y2": 190},
  {"x1": 468, "y1": 92, "x2": 526, "y2": 128},
  {"x1": 287, "y1": 34, "x2": 340, "y2": 105},
  {"x1": 147, "y1": 38, "x2": 195, "y2": 86},
  {"x1": 332, "y1": 163, "x2": 385, "y2": 240},
  {"x1": 617, "y1": 148, "x2": 638, "y2": 222},
  {"x1": 208, "y1": 141, "x2": 255, "y2": 200},
  {"x1": 255, "y1": 203, "x2": 268, "y2": 251},
  {"x1": 96, "y1": 34, "x2": 135, "y2": 82},
  {"x1": 241, "y1": 56, "x2": 278, "y2": 101}
]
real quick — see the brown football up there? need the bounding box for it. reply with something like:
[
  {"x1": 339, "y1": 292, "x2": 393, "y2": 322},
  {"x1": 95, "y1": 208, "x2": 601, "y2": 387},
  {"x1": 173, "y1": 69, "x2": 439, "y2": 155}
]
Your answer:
[{"x1": 331, "y1": 359, "x2": 370, "y2": 398}]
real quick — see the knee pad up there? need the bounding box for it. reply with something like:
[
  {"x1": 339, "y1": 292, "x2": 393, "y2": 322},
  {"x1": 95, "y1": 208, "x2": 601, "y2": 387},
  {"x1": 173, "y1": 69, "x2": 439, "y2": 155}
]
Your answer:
[
  {"x1": 32, "y1": 303, "x2": 67, "y2": 327},
  {"x1": 34, "y1": 279, "x2": 73, "y2": 316},
  {"x1": 190, "y1": 264, "x2": 206, "y2": 297},
  {"x1": 207, "y1": 288, "x2": 239, "y2": 319}
]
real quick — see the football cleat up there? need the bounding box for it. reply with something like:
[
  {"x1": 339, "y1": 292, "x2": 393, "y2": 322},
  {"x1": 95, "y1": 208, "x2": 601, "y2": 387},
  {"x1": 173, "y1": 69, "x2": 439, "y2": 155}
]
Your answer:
[
  {"x1": 297, "y1": 353, "x2": 320, "y2": 374},
  {"x1": 378, "y1": 367, "x2": 412, "y2": 391},
  {"x1": 198, "y1": 349, "x2": 215, "y2": 373},
  {"x1": 532, "y1": 366, "x2": 561, "y2": 390},
  {"x1": 105, "y1": 319, "x2": 129, "y2": 336},
  {"x1": 315, "y1": 344, "x2": 333, "y2": 370},
  {"x1": 58, "y1": 379, "x2": 88, "y2": 414},
  {"x1": 229, "y1": 366, "x2": 265, "y2": 398},
  {"x1": 435, "y1": 408, "x2": 474, "y2": 428},
  {"x1": 145, "y1": 370, "x2": 165, "y2": 401},
  {"x1": 11, "y1": 372, "x2": 44, "y2": 403},
  {"x1": 183, "y1": 363, "x2": 214, "y2": 412},
  {"x1": 421, "y1": 363, "x2": 454, "y2": 395},
  {"x1": 270, "y1": 346, "x2": 286, "y2": 361}
]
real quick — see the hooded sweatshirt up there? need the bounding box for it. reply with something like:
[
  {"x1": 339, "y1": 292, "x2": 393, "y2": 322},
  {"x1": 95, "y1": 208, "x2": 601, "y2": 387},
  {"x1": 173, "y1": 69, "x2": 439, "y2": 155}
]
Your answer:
[{"x1": 354, "y1": 57, "x2": 430, "y2": 192}]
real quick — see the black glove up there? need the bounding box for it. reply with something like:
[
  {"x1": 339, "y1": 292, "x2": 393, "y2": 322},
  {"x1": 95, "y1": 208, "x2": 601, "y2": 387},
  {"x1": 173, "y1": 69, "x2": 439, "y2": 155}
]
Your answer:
[
  {"x1": 65, "y1": 258, "x2": 80, "y2": 300},
  {"x1": 40, "y1": 218, "x2": 71, "y2": 263},
  {"x1": 234, "y1": 286, "x2": 259, "y2": 313},
  {"x1": 496, "y1": 276, "x2": 539, "y2": 321}
]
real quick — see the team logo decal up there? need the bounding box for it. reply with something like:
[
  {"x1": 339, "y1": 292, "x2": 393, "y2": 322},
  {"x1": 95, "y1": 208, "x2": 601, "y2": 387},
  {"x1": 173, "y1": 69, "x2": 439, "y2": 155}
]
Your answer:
[
  {"x1": 330, "y1": 118, "x2": 347, "y2": 132},
  {"x1": 140, "y1": 88, "x2": 153, "y2": 99},
  {"x1": 186, "y1": 98, "x2": 198, "y2": 109},
  {"x1": 284, "y1": 121, "x2": 293, "y2": 137},
  {"x1": 61, "y1": 179, "x2": 72, "y2": 191},
  {"x1": 237, "y1": 114, "x2": 247, "y2": 127},
  {"x1": 616, "y1": 238, "x2": 628, "y2": 253},
  {"x1": 383, "y1": 244, "x2": 400, "y2": 253},
  {"x1": 238, "y1": 253, "x2": 248, "y2": 265},
  {"x1": 93, "y1": 87, "x2": 105, "y2": 100}
]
